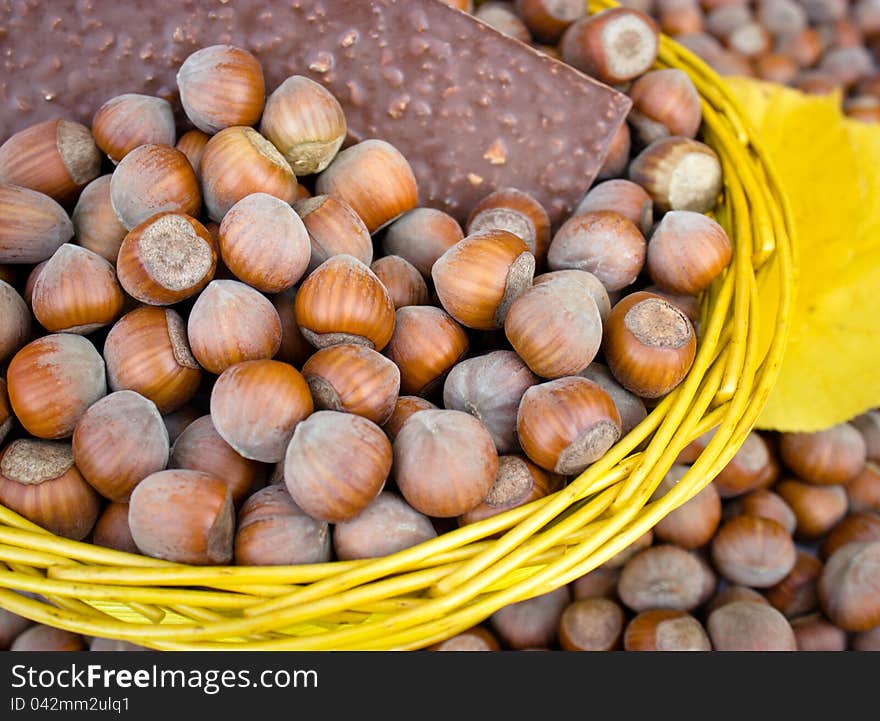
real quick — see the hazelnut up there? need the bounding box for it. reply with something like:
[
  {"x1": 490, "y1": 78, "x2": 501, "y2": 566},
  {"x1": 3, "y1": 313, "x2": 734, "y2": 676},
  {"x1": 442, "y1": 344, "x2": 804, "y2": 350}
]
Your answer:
[
  {"x1": 579, "y1": 362, "x2": 648, "y2": 435},
  {"x1": 382, "y1": 207, "x2": 464, "y2": 278},
  {"x1": 596, "y1": 121, "x2": 631, "y2": 181},
  {"x1": 602, "y1": 529, "x2": 654, "y2": 570},
  {"x1": 294, "y1": 194, "x2": 374, "y2": 274},
  {"x1": 187, "y1": 280, "x2": 282, "y2": 375},
  {"x1": 10, "y1": 625, "x2": 86, "y2": 652},
  {"x1": 170, "y1": 415, "x2": 266, "y2": 508},
  {"x1": 851, "y1": 624, "x2": 880, "y2": 651},
  {"x1": 393, "y1": 409, "x2": 498, "y2": 518},
  {"x1": 513, "y1": 0, "x2": 585, "y2": 44},
  {"x1": 726, "y1": 21, "x2": 772, "y2": 59},
  {"x1": 756, "y1": 0, "x2": 807, "y2": 36},
  {"x1": 7, "y1": 334, "x2": 106, "y2": 440},
  {"x1": 104, "y1": 307, "x2": 202, "y2": 414},
  {"x1": 31, "y1": 244, "x2": 124, "y2": 334},
  {"x1": 234, "y1": 485, "x2": 331, "y2": 566},
  {"x1": 175, "y1": 129, "x2": 211, "y2": 176},
  {"x1": 72, "y1": 390, "x2": 169, "y2": 503},
  {"x1": 818, "y1": 542, "x2": 880, "y2": 631},
  {"x1": 732, "y1": 489, "x2": 797, "y2": 535},
  {"x1": 176, "y1": 44, "x2": 265, "y2": 134},
  {"x1": 260, "y1": 75, "x2": 347, "y2": 176},
  {"x1": 846, "y1": 462, "x2": 880, "y2": 513},
  {"x1": 0, "y1": 280, "x2": 30, "y2": 362},
  {"x1": 776, "y1": 479, "x2": 849, "y2": 539},
  {"x1": 429, "y1": 627, "x2": 500, "y2": 652},
  {"x1": 370, "y1": 255, "x2": 430, "y2": 309},
  {"x1": 0, "y1": 119, "x2": 101, "y2": 203},
  {"x1": 603, "y1": 291, "x2": 698, "y2": 399},
  {"x1": 0, "y1": 379, "x2": 12, "y2": 446},
  {"x1": 116, "y1": 212, "x2": 217, "y2": 305},
  {"x1": 210, "y1": 359, "x2": 314, "y2": 463},
  {"x1": 651, "y1": 464, "x2": 722, "y2": 549},
  {"x1": 710, "y1": 515, "x2": 796, "y2": 588},
  {"x1": 433, "y1": 229, "x2": 535, "y2": 330},
  {"x1": 284, "y1": 410, "x2": 391, "y2": 523},
  {"x1": 765, "y1": 551, "x2": 823, "y2": 619},
  {"x1": 332, "y1": 491, "x2": 437, "y2": 561},
  {"x1": 219, "y1": 193, "x2": 310, "y2": 293},
  {"x1": 560, "y1": 8, "x2": 660, "y2": 84},
  {"x1": 706, "y1": 601, "x2": 797, "y2": 651},
  {"x1": 0, "y1": 184, "x2": 73, "y2": 264},
  {"x1": 315, "y1": 139, "x2": 418, "y2": 233},
  {"x1": 571, "y1": 566, "x2": 620, "y2": 601},
  {"x1": 647, "y1": 211, "x2": 732, "y2": 296},
  {"x1": 458, "y1": 455, "x2": 562, "y2": 525},
  {"x1": 71, "y1": 175, "x2": 128, "y2": 263},
  {"x1": 504, "y1": 276, "x2": 604, "y2": 379},
  {"x1": 0, "y1": 439, "x2": 101, "y2": 540},
  {"x1": 465, "y1": 188, "x2": 552, "y2": 265},
  {"x1": 382, "y1": 396, "x2": 438, "y2": 441},
  {"x1": 628, "y1": 69, "x2": 702, "y2": 146},
  {"x1": 489, "y1": 586, "x2": 570, "y2": 649},
  {"x1": 91, "y1": 502, "x2": 140, "y2": 555},
  {"x1": 384, "y1": 305, "x2": 469, "y2": 395},
  {"x1": 92, "y1": 93, "x2": 176, "y2": 164},
  {"x1": 575, "y1": 179, "x2": 653, "y2": 236},
  {"x1": 821, "y1": 512, "x2": 880, "y2": 560},
  {"x1": 533, "y1": 270, "x2": 612, "y2": 323},
  {"x1": 779, "y1": 423, "x2": 868, "y2": 485},
  {"x1": 629, "y1": 136, "x2": 723, "y2": 213},
  {"x1": 161, "y1": 406, "x2": 202, "y2": 446},
  {"x1": 705, "y1": 4, "x2": 751, "y2": 39},
  {"x1": 302, "y1": 344, "x2": 400, "y2": 426},
  {"x1": 709, "y1": 429, "x2": 778, "y2": 498},
  {"x1": 200, "y1": 126, "x2": 297, "y2": 223},
  {"x1": 704, "y1": 585, "x2": 769, "y2": 618},
  {"x1": 754, "y1": 53, "x2": 800, "y2": 85},
  {"x1": 517, "y1": 376, "x2": 621, "y2": 476},
  {"x1": 624, "y1": 610, "x2": 711, "y2": 651},
  {"x1": 474, "y1": 2, "x2": 533, "y2": 43},
  {"x1": 618, "y1": 544, "x2": 715, "y2": 612},
  {"x1": 658, "y1": 2, "x2": 705, "y2": 36},
  {"x1": 294, "y1": 254, "x2": 395, "y2": 351},
  {"x1": 0, "y1": 607, "x2": 34, "y2": 651},
  {"x1": 558, "y1": 597, "x2": 626, "y2": 651},
  {"x1": 271, "y1": 287, "x2": 313, "y2": 367},
  {"x1": 128, "y1": 469, "x2": 234, "y2": 565},
  {"x1": 547, "y1": 211, "x2": 647, "y2": 293},
  {"x1": 791, "y1": 614, "x2": 848, "y2": 651},
  {"x1": 776, "y1": 28, "x2": 823, "y2": 68},
  {"x1": 443, "y1": 350, "x2": 539, "y2": 454}
]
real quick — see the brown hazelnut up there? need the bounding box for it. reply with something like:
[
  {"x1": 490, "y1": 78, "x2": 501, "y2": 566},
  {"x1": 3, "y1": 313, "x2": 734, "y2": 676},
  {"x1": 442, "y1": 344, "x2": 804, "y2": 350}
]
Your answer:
[
  {"x1": 104, "y1": 307, "x2": 202, "y2": 414},
  {"x1": 602, "y1": 529, "x2": 654, "y2": 570},
  {"x1": 177, "y1": 44, "x2": 265, "y2": 134},
  {"x1": 732, "y1": 489, "x2": 797, "y2": 535},
  {"x1": 234, "y1": 485, "x2": 331, "y2": 566},
  {"x1": 429, "y1": 627, "x2": 500, "y2": 652},
  {"x1": 271, "y1": 287, "x2": 313, "y2": 368},
  {"x1": 0, "y1": 119, "x2": 101, "y2": 203},
  {"x1": 821, "y1": 512, "x2": 880, "y2": 560},
  {"x1": 618, "y1": 544, "x2": 715, "y2": 612},
  {"x1": 200, "y1": 126, "x2": 297, "y2": 223},
  {"x1": 710, "y1": 515, "x2": 796, "y2": 588},
  {"x1": 92, "y1": 93, "x2": 176, "y2": 164},
  {"x1": 302, "y1": 344, "x2": 400, "y2": 426},
  {"x1": 384, "y1": 305, "x2": 469, "y2": 395},
  {"x1": 560, "y1": 8, "x2": 660, "y2": 84},
  {"x1": 210, "y1": 359, "x2": 314, "y2": 463},
  {"x1": 791, "y1": 614, "x2": 848, "y2": 651},
  {"x1": 170, "y1": 415, "x2": 266, "y2": 508},
  {"x1": 219, "y1": 192, "x2": 310, "y2": 293},
  {"x1": 513, "y1": 0, "x2": 585, "y2": 44},
  {"x1": 381, "y1": 207, "x2": 464, "y2": 278},
  {"x1": 0, "y1": 607, "x2": 34, "y2": 650},
  {"x1": 651, "y1": 464, "x2": 722, "y2": 549},
  {"x1": 315, "y1": 139, "x2": 418, "y2": 233},
  {"x1": 110, "y1": 144, "x2": 201, "y2": 230},
  {"x1": 779, "y1": 423, "x2": 868, "y2": 485},
  {"x1": 505, "y1": 276, "x2": 603, "y2": 379},
  {"x1": 381, "y1": 396, "x2": 438, "y2": 441},
  {"x1": 517, "y1": 377, "x2": 621, "y2": 475},
  {"x1": 474, "y1": 2, "x2": 533, "y2": 42},
  {"x1": 533, "y1": 270, "x2": 612, "y2": 323},
  {"x1": 776, "y1": 28, "x2": 823, "y2": 67},
  {"x1": 72, "y1": 390, "x2": 169, "y2": 503},
  {"x1": 624, "y1": 610, "x2": 711, "y2": 651},
  {"x1": 754, "y1": 53, "x2": 800, "y2": 84},
  {"x1": 91, "y1": 502, "x2": 140, "y2": 555},
  {"x1": 370, "y1": 256, "x2": 430, "y2": 309},
  {"x1": 571, "y1": 566, "x2": 620, "y2": 601},
  {"x1": 284, "y1": 410, "x2": 391, "y2": 523},
  {"x1": 260, "y1": 75, "x2": 347, "y2": 176},
  {"x1": 710, "y1": 429, "x2": 778, "y2": 498},
  {"x1": 0, "y1": 184, "x2": 73, "y2": 264},
  {"x1": 10, "y1": 625, "x2": 86, "y2": 652},
  {"x1": 187, "y1": 280, "x2": 282, "y2": 375},
  {"x1": 294, "y1": 254, "x2": 395, "y2": 351},
  {"x1": 776, "y1": 479, "x2": 849, "y2": 539},
  {"x1": 332, "y1": 491, "x2": 437, "y2": 561},
  {"x1": 465, "y1": 188, "x2": 552, "y2": 265},
  {"x1": 489, "y1": 586, "x2": 570, "y2": 649},
  {"x1": 175, "y1": 129, "x2": 210, "y2": 176},
  {"x1": 706, "y1": 601, "x2": 797, "y2": 651},
  {"x1": 596, "y1": 121, "x2": 631, "y2": 181},
  {"x1": 558, "y1": 597, "x2": 626, "y2": 651},
  {"x1": 628, "y1": 69, "x2": 702, "y2": 146},
  {"x1": 547, "y1": 211, "x2": 647, "y2": 292},
  {"x1": 0, "y1": 280, "x2": 30, "y2": 363},
  {"x1": 765, "y1": 551, "x2": 823, "y2": 619},
  {"x1": 575, "y1": 179, "x2": 653, "y2": 236},
  {"x1": 846, "y1": 462, "x2": 880, "y2": 513},
  {"x1": 629, "y1": 136, "x2": 723, "y2": 213},
  {"x1": 818, "y1": 542, "x2": 880, "y2": 631},
  {"x1": 756, "y1": 0, "x2": 807, "y2": 36},
  {"x1": 579, "y1": 362, "x2": 648, "y2": 435},
  {"x1": 0, "y1": 379, "x2": 12, "y2": 446},
  {"x1": 71, "y1": 175, "x2": 128, "y2": 263},
  {"x1": 294, "y1": 194, "x2": 374, "y2": 274},
  {"x1": 7, "y1": 334, "x2": 106, "y2": 440},
  {"x1": 851, "y1": 624, "x2": 880, "y2": 651},
  {"x1": 443, "y1": 350, "x2": 539, "y2": 454},
  {"x1": 128, "y1": 469, "x2": 234, "y2": 565}
]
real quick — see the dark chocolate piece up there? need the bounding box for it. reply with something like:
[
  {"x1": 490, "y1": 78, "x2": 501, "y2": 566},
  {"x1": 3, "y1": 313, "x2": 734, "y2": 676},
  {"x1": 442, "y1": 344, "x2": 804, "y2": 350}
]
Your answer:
[{"x1": 0, "y1": 0, "x2": 630, "y2": 226}]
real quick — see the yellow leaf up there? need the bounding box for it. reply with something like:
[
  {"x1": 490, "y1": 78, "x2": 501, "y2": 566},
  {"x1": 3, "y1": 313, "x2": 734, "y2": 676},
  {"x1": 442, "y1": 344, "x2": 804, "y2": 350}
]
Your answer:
[{"x1": 724, "y1": 78, "x2": 880, "y2": 432}]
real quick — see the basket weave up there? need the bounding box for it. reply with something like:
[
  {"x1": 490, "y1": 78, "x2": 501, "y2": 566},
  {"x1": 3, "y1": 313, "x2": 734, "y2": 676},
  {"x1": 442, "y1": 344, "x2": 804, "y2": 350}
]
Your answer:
[{"x1": 0, "y1": 0, "x2": 795, "y2": 650}]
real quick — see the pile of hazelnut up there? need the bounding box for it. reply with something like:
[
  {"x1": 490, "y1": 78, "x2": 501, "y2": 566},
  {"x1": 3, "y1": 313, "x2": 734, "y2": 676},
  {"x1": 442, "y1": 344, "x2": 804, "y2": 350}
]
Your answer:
[
  {"x1": 457, "y1": 0, "x2": 880, "y2": 122},
  {"x1": 0, "y1": 7, "x2": 740, "y2": 650}
]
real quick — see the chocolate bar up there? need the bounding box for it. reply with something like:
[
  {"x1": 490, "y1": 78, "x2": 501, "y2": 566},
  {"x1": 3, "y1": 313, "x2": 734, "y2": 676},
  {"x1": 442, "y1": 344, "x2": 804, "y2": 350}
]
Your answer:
[{"x1": 0, "y1": 0, "x2": 630, "y2": 226}]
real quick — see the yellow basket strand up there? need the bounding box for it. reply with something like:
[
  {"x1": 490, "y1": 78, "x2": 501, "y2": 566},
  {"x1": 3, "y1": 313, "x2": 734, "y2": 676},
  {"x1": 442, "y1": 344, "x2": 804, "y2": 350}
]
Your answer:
[{"x1": 0, "y1": 1, "x2": 796, "y2": 650}]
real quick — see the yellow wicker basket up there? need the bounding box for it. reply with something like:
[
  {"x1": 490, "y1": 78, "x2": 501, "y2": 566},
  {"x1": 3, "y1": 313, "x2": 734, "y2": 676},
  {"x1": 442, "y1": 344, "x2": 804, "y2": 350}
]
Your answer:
[{"x1": 0, "y1": 0, "x2": 795, "y2": 650}]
